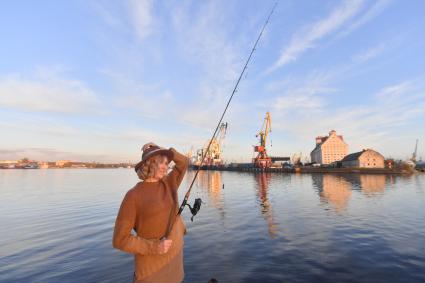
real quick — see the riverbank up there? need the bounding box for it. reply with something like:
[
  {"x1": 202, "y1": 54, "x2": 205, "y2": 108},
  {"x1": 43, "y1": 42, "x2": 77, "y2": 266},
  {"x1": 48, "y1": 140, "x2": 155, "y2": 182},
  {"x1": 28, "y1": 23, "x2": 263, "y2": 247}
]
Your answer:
[{"x1": 190, "y1": 165, "x2": 413, "y2": 174}]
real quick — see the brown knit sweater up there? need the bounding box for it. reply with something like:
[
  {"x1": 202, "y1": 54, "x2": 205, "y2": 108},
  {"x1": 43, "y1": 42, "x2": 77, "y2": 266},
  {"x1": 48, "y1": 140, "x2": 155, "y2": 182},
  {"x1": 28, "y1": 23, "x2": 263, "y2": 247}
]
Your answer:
[{"x1": 113, "y1": 148, "x2": 189, "y2": 281}]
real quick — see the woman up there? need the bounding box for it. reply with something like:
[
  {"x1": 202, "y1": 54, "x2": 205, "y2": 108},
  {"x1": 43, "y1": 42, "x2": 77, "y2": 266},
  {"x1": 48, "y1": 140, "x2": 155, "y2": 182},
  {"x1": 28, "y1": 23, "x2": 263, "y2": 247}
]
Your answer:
[{"x1": 113, "y1": 142, "x2": 189, "y2": 283}]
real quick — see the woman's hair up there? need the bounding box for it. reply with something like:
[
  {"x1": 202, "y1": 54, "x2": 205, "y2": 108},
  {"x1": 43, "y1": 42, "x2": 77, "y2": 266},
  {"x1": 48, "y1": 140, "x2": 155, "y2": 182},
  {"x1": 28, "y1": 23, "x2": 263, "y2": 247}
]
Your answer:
[{"x1": 137, "y1": 154, "x2": 168, "y2": 180}]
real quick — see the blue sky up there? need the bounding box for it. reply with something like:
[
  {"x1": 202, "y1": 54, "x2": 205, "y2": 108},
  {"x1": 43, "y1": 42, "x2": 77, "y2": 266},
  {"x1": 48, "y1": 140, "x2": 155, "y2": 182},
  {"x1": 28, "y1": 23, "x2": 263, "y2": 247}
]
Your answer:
[{"x1": 0, "y1": 0, "x2": 424, "y2": 163}]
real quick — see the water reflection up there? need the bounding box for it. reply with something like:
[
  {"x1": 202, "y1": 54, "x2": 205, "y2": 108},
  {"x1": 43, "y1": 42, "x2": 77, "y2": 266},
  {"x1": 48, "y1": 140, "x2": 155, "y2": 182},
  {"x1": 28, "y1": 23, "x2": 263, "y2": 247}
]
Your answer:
[
  {"x1": 1, "y1": 170, "x2": 424, "y2": 282},
  {"x1": 313, "y1": 174, "x2": 397, "y2": 212},
  {"x1": 196, "y1": 171, "x2": 222, "y2": 207},
  {"x1": 313, "y1": 174, "x2": 352, "y2": 213},
  {"x1": 336, "y1": 174, "x2": 388, "y2": 195},
  {"x1": 254, "y1": 173, "x2": 278, "y2": 238},
  {"x1": 359, "y1": 175, "x2": 386, "y2": 195},
  {"x1": 195, "y1": 171, "x2": 225, "y2": 219}
]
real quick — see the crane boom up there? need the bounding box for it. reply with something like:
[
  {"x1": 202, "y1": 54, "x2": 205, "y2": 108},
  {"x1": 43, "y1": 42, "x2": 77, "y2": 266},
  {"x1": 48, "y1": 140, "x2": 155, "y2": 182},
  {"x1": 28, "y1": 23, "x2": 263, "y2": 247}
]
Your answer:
[{"x1": 256, "y1": 112, "x2": 271, "y2": 147}]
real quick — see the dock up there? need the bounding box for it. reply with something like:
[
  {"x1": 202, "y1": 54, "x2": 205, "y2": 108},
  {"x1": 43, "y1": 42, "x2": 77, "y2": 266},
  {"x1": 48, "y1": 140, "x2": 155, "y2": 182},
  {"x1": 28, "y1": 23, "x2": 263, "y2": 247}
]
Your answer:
[{"x1": 190, "y1": 165, "x2": 412, "y2": 174}]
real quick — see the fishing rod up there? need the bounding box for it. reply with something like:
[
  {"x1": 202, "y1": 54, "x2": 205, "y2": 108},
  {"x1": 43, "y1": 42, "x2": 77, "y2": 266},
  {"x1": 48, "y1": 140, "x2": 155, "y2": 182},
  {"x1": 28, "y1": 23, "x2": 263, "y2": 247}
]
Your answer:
[{"x1": 164, "y1": 1, "x2": 278, "y2": 238}]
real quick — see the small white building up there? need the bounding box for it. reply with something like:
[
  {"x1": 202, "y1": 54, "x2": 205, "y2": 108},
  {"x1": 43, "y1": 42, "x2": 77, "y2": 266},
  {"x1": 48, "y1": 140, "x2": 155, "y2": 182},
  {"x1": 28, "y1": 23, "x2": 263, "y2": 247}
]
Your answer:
[
  {"x1": 56, "y1": 160, "x2": 71, "y2": 167},
  {"x1": 341, "y1": 149, "x2": 385, "y2": 168},
  {"x1": 310, "y1": 130, "x2": 349, "y2": 165}
]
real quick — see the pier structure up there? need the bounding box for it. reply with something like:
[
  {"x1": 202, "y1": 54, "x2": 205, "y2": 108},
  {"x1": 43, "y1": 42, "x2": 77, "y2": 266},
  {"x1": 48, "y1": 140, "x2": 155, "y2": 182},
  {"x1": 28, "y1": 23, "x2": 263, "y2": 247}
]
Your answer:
[{"x1": 190, "y1": 164, "x2": 408, "y2": 174}]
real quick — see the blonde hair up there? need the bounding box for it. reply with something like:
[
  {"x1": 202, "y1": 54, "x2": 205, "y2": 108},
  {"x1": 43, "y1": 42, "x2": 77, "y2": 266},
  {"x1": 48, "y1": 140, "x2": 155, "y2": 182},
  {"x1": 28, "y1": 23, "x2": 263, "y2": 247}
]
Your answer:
[{"x1": 137, "y1": 154, "x2": 168, "y2": 180}]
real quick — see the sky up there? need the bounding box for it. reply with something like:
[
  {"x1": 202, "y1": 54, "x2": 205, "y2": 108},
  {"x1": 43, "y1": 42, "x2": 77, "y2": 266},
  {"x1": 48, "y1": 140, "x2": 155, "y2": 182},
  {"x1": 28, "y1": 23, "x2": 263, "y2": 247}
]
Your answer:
[{"x1": 0, "y1": 0, "x2": 424, "y2": 163}]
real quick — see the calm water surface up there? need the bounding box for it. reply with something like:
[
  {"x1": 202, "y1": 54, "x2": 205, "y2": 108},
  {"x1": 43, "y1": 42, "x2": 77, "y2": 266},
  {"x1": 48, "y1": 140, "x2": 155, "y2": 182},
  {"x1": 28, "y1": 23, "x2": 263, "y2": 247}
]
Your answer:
[{"x1": 0, "y1": 169, "x2": 424, "y2": 283}]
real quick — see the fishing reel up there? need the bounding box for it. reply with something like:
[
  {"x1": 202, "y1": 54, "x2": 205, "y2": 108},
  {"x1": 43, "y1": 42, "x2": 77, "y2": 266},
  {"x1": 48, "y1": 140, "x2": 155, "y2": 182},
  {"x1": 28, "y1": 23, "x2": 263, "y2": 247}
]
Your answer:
[{"x1": 185, "y1": 198, "x2": 203, "y2": 222}]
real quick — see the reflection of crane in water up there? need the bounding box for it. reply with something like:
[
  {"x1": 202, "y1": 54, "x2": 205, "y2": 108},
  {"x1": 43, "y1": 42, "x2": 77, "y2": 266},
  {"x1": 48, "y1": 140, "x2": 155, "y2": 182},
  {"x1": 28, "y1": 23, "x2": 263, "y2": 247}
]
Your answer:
[
  {"x1": 196, "y1": 122, "x2": 228, "y2": 166},
  {"x1": 255, "y1": 173, "x2": 278, "y2": 238},
  {"x1": 195, "y1": 171, "x2": 225, "y2": 219}
]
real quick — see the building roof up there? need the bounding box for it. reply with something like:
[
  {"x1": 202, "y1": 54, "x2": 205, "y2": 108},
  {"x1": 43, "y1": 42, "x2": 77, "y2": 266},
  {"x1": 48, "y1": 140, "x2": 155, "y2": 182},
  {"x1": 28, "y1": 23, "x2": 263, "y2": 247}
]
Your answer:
[
  {"x1": 341, "y1": 149, "x2": 384, "y2": 162},
  {"x1": 341, "y1": 151, "x2": 365, "y2": 162}
]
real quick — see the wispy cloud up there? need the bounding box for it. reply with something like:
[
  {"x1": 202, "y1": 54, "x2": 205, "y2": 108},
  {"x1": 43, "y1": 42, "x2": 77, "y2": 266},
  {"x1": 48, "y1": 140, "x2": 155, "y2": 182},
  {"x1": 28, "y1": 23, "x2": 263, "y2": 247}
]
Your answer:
[
  {"x1": 128, "y1": 0, "x2": 154, "y2": 41},
  {"x1": 101, "y1": 68, "x2": 177, "y2": 120},
  {"x1": 170, "y1": 1, "x2": 241, "y2": 80},
  {"x1": 338, "y1": 0, "x2": 392, "y2": 38},
  {"x1": 263, "y1": 25, "x2": 420, "y2": 158},
  {"x1": 92, "y1": 0, "x2": 156, "y2": 41},
  {"x1": 271, "y1": 73, "x2": 335, "y2": 113},
  {"x1": 3, "y1": 0, "x2": 421, "y2": 162},
  {"x1": 115, "y1": 1, "x2": 245, "y2": 130},
  {"x1": 267, "y1": 0, "x2": 392, "y2": 73},
  {"x1": 115, "y1": 91, "x2": 175, "y2": 120},
  {"x1": 0, "y1": 117, "x2": 80, "y2": 137},
  {"x1": 171, "y1": 1, "x2": 291, "y2": 135},
  {"x1": 269, "y1": 39, "x2": 392, "y2": 117},
  {"x1": 90, "y1": 1, "x2": 124, "y2": 30},
  {"x1": 0, "y1": 112, "x2": 195, "y2": 161},
  {"x1": 374, "y1": 81, "x2": 413, "y2": 102},
  {"x1": 267, "y1": 0, "x2": 365, "y2": 72},
  {"x1": 352, "y1": 43, "x2": 386, "y2": 63},
  {"x1": 269, "y1": 80, "x2": 425, "y2": 157},
  {"x1": 0, "y1": 148, "x2": 110, "y2": 163},
  {"x1": 0, "y1": 69, "x2": 101, "y2": 114}
]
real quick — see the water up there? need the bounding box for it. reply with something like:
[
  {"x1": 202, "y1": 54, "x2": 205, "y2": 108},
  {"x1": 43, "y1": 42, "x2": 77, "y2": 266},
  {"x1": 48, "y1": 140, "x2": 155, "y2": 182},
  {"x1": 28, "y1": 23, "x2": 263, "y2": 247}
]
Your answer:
[{"x1": 0, "y1": 170, "x2": 424, "y2": 283}]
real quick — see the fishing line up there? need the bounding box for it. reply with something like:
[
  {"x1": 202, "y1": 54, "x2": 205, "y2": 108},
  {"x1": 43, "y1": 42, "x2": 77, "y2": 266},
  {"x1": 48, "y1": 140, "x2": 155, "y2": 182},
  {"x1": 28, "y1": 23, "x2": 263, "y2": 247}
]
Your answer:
[{"x1": 164, "y1": 1, "x2": 278, "y2": 238}]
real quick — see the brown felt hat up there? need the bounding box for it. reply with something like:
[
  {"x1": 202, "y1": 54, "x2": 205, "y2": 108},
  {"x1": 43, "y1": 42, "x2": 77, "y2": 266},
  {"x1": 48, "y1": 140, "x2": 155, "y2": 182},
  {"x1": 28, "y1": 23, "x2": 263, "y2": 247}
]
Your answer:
[{"x1": 134, "y1": 143, "x2": 173, "y2": 172}]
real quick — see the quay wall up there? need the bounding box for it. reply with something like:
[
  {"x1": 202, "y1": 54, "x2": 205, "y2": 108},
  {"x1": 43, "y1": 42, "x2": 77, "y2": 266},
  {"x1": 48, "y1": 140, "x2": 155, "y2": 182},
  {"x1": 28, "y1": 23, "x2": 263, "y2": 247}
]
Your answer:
[{"x1": 189, "y1": 166, "x2": 410, "y2": 175}]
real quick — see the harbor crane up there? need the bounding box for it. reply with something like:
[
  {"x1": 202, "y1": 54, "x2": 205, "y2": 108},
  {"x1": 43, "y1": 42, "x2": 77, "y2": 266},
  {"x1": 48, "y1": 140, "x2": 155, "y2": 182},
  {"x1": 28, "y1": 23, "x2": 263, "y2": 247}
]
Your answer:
[
  {"x1": 253, "y1": 112, "x2": 272, "y2": 168},
  {"x1": 197, "y1": 122, "x2": 228, "y2": 166},
  {"x1": 411, "y1": 139, "x2": 418, "y2": 164}
]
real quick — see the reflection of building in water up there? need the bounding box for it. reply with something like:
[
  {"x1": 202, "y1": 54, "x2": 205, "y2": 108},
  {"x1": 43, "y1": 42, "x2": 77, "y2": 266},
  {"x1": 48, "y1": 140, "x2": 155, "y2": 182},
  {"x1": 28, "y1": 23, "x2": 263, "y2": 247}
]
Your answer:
[
  {"x1": 314, "y1": 174, "x2": 389, "y2": 211},
  {"x1": 196, "y1": 171, "x2": 223, "y2": 210},
  {"x1": 359, "y1": 175, "x2": 386, "y2": 194},
  {"x1": 313, "y1": 174, "x2": 352, "y2": 213},
  {"x1": 255, "y1": 173, "x2": 278, "y2": 238},
  {"x1": 339, "y1": 174, "x2": 386, "y2": 195}
]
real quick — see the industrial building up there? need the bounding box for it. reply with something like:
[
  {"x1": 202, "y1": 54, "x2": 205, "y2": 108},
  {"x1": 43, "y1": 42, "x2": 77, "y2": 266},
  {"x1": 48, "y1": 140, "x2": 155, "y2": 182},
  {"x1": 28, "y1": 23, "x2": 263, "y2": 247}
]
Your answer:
[
  {"x1": 341, "y1": 149, "x2": 385, "y2": 168},
  {"x1": 310, "y1": 130, "x2": 348, "y2": 165}
]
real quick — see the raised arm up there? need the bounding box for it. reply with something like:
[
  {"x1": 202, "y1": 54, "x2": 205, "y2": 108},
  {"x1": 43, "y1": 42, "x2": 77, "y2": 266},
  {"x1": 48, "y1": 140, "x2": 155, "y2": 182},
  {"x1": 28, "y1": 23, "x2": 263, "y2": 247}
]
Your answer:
[
  {"x1": 166, "y1": 148, "x2": 189, "y2": 191},
  {"x1": 112, "y1": 191, "x2": 160, "y2": 255}
]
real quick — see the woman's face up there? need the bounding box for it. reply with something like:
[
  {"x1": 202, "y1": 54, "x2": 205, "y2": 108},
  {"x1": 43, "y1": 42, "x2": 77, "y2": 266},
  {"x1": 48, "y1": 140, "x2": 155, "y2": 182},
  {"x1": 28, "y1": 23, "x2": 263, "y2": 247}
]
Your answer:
[{"x1": 155, "y1": 155, "x2": 169, "y2": 179}]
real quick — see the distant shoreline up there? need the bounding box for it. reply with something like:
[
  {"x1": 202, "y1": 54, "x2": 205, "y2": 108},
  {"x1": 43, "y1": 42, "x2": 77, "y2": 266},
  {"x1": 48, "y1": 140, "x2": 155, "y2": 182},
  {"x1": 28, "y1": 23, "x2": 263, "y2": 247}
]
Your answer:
[
  {"x1": 189, "y1": 165, "x2": 415, "y2": 175},
  {"x1": 0, "y1": 167, "x2": 134, "y2": 170}
]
